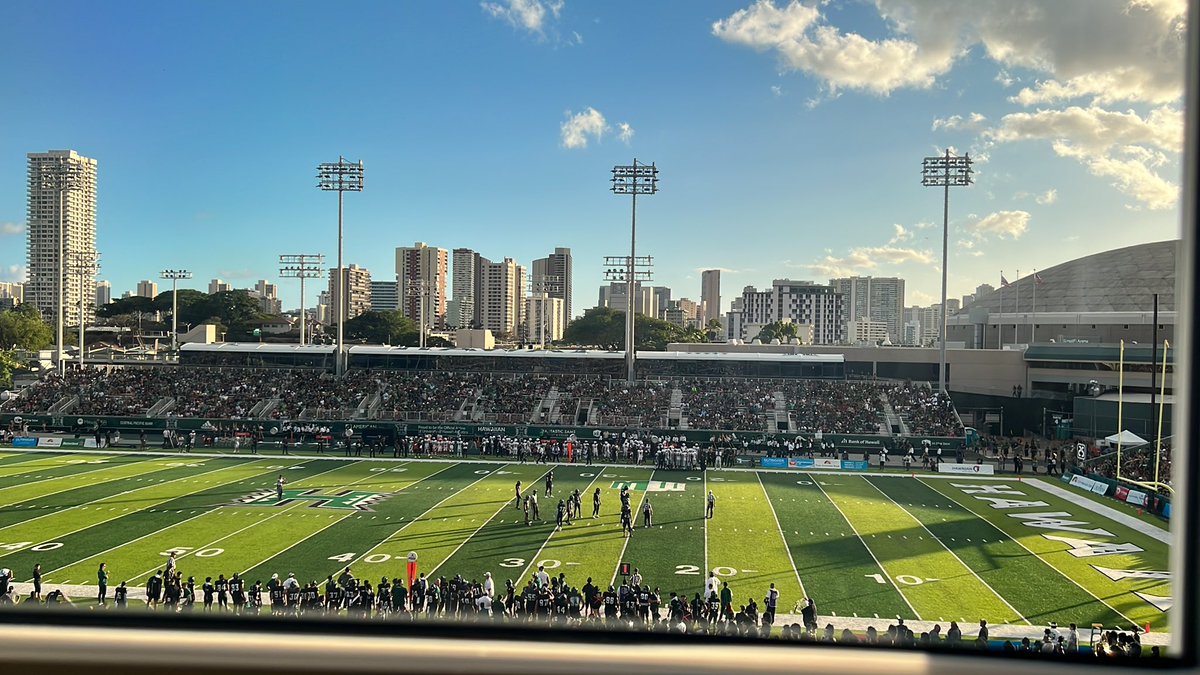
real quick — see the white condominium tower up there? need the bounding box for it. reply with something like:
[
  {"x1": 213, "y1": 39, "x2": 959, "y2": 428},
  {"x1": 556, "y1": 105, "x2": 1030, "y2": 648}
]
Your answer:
[{"x1": 26, "y1": 150, "x2": 99, "y2": 329}]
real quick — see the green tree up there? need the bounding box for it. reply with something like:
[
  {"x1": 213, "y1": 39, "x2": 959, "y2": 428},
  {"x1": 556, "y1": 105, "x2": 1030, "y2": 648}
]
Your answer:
[
  {"x1": 705, "y1": 318, "x2": 724, "y2": 342},
  {"x1": 0, "y1": 349, "x2": 25, "y2": 388},
  {"x1": 562, "y1": 307, "x2": 706, "y2": 351},
  {"x1": 343, "y1": 310, "x2": 419, "y2": 345},
  {"x1": 754, "y1": 321, "x2": 801, "y2": 344},
  {"x1": 0, "y1": 304, "x2": 53, "y2": 351},
  {"x1": 96, "y1": 295, "x2": 157, "y2": 319}
]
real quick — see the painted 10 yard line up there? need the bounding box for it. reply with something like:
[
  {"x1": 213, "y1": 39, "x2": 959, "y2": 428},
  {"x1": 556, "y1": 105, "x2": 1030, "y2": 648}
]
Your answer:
[
  {"x1": 811, "y1": 478, "x2": 920, "y2": 620},
  {"x1": 341, "y1": 464, "x2": 502, "y2": 571},
  {"x1": 0, "y1": 459, "x2": 281, "y2": 555},
  {"x1": 117, "y1": 460, "x2": 409, "y2": 585},
  {"x1": 427, "y1": 465, "x2": 554, "y2": 579},
  {"x1": 756, "y1": 471, "x2": 807, "y2": 601},
  {"x1": 46, "y1": 460, "x2": 375, "y2": 584},
  {"x1": 516, "y1": 468, "x2": 608, "y2": 584},
  {"x1": 920, "y1": 477, "x2": 1138, "y2": 627},
  {"x1": 860, "y1": 477, "x2": 1030, "y2": 625}
]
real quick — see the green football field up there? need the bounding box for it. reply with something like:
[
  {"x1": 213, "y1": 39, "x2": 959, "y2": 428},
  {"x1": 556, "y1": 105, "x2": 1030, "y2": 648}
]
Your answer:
[{"x1": 0, "y1": 450, "x2": 1171, "y2": 632}]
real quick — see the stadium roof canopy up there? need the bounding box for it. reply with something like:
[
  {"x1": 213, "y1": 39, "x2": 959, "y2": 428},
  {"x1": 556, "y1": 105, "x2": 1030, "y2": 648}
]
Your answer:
[{"x1": 966, "y1": 240, "x2": 1177, "y2": 314}]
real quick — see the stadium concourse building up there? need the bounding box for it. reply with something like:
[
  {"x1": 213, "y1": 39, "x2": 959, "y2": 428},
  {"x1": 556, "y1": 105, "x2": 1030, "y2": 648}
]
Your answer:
[{"x1": 671, "y1": 240, "x2": 1179, "y2": 441}]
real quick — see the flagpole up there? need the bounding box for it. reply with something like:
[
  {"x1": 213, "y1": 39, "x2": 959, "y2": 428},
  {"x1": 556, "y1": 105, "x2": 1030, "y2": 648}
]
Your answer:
[
  {"x1": 1032, "y1": 269, "x2": 1037, "y2": 344},
  {"x1": 999, "y1": 271, "x2": 1004, "y2": 349},
  {"x1": 1015, "y1": 268, "x2": 1020, "y2": 346},
  {"x1": 1117, "y1": 338, "x2": 1125, "y2": 481}
]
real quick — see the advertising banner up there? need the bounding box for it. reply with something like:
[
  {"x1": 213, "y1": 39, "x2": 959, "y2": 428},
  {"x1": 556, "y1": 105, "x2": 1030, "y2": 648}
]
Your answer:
[
  {"x1": 761, "y1": 458, "x2": 789, "y2": 469},
  {"x1": 1069, "y1": 474, "x2": 1097, "y2": 491},
  {"x1": 1125, "y1": 489, "x2": 1148, "y2": 506},
  {"x1": 761, "y1": 458, "x2": 870, "y2": 471},
  {"x1": 11, "y1": 437, "x2": 38, "y2": 448},
  {"x1": 1090, "y1": 482, "x2": 1109, "y2": 496},
  {"x1": 36, "y1": 437, "x2": 63, "y2": 448},
  {"x1": 840, "y1": 460, "x2": 870, "y2": 471},
  {"x1": 936, "y1": 463, "x2": 995, "y2": 476},
  {"x1": 1114, "y1": 486, "x2": 1130, "y2": 502},
  {"x1": 59, "y1": 438, "x2": 85, "y2": 448}
]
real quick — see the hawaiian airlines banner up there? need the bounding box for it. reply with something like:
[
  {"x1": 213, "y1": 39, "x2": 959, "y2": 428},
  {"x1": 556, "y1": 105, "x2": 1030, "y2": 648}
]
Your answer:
[{"x1": 936, "y1": 463, "x2": 995, "y2": 476}]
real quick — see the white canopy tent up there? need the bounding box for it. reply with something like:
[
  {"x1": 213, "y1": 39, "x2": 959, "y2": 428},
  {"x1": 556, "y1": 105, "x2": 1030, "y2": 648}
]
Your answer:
[{"x1": 1103, "y1": 430, "x2": 1147, "y2": 447}]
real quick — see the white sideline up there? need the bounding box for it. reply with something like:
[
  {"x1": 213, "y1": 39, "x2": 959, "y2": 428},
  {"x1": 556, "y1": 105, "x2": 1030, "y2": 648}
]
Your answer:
[{"x1": 1022, "y1": 478, "x2": 1171, "y2": 544}]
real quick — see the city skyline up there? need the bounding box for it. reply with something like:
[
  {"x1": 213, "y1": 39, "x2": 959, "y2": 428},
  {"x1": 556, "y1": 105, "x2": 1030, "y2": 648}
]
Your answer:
[{"x1": 0, "y1": 1, "x2": 1185, "y2": 318}]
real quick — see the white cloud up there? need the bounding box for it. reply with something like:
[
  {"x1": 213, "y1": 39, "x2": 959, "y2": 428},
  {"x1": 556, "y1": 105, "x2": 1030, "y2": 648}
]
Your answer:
[
  {"x1": 986, "y1": 105, "x2": 1182, "y2": 209},
  {"x1": 909, "y1": 289, "x2": 936, "y2": 305},
  {"x1": 617, "y1": 122, "x2": 634, "y2": 144},
  {"x1": 714, "y1": 0, "x2": 1185, "y2": 105},
  {"x1": 481, "y1": 0, "x2": 564, "y2": 36},
  {"x1": 711, "y1": 1, "x2": 959, "y2": 96},
  {"x1": 972, "y1": 210, "x2": 1030, "y2": 240},
  {"x1": 0, "y1": 222, "x2": 24, "y2": 236},
  {"x1": 1, "y1": 264, "x2": 28, "y2": 282},
  {"x1": 770, "y1": 85, "x2": 783, "y2": 96},
  {"x1": 889, "y1": 223, "x2": 913, "y2": 244},
  {"x1": 806, "y1": 244, "x2": 934, "y2": 278},
  {"x1": 560, "y1": 107, "x2": 608, "y2": 149},
  {"x1": 1035, "y1": 189, "x2": 1058, "y2": 205},
  {"x1": 931, "y1": 112, "x2": 986, "y2": 132}
]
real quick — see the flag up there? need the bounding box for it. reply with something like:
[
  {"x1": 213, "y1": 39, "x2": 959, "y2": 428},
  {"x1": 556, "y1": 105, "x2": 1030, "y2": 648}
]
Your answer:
[
  {"x1": 1034, "y1": 272, "x2": 1045, "y2": 285},
  {"x1": 1000, "y1": 274, "x2": 1010, "y2": 287}
]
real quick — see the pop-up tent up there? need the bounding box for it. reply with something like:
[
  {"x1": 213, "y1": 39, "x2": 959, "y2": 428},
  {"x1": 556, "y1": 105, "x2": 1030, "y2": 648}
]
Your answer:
[{"x1": 1103, "y1": 430, "x2": 1147, "y2": 446}]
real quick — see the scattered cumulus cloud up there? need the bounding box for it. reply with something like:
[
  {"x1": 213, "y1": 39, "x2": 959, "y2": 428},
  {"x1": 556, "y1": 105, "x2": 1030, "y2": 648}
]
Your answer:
[
  {"x1": 971, "y1": 210, "x2": 1031, "y2": 240},
  {"x1": 560, "y1": 107, "x2": 607, "y2": 149},
  {"x1": 806, "y1": 245, "x2": 934, "y2": 278},
  {"x1": 770, "y1": 85, "x2": 783, "y2": 96},
  {"x1": 2, "y1": 264, "x2": 28, "y2": 282},
  {"x1": 481, "y1": 0, "x2": 564, "y2": 37},
  {"x1": 889, "y1": 224, "x2": 913, "y2": 244},
  {"x1": 617, "y1": 122, "x2": 634, "y2": 144},
  {"x1": 0, "y1": 222, "x2": 24, "y2": 237},
  {"x1": 909, "y1": 289, "x2": 936, "y2": 305},
  {"x1": 931, "y1": 112, "x2": 987, "y2": 132},
  {"x1": 1035, "y1": 189, "x2": 1058, "y2": 205}
]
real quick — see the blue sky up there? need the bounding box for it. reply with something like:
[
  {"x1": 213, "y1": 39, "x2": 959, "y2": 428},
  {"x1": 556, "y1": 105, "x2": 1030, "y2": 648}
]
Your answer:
[{"x1": 0, "y1": 0, "x2": 1186, "y2": 315}]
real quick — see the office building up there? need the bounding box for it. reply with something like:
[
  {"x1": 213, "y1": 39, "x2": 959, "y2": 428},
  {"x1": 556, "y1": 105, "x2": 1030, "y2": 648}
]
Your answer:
[
  {"x1": 599, "y1": 282, "x2": 658, "y2": 318},
  {"x1": 396, "y1": 242, "x2": 449, "y2": 329},
  {"x1": 136, "y1": 280, "x2": 158, "y2": 298},
  {"x1": 0, "y1": 282, "x2": 24, "y2": 303},
  {"x1": 734, "y1": 280, "x2": 844, "y2": 344},
  {"x1": 829, "y1": 276, "x2": 905, "y2": 343},
  {"x1": 26, "y1": 150, "x2": 99, "y2": 328},
  {"x1": 208, "y1": 279, "x2": 232, "y2": 294},
  {"x1": 328, "y1": 265, "x2": 372, "y2": 324},
  {"x1": 651, "y1": 286, "x2": 672, "y2": 319},
  {"x1": 252, "y1": 279, "x2": 281, "y2": 314},
  {"x1": 477, "y1": 257, "x2": 526, "y2": 337},
  {"x1": 531, "y1": 247, "x2": 573, "y2": 321},
  {"x1": 701, "y1": 269, "x2": 721, "y2": 324},
  {"x1": 370, "y1": 280, "x2": 399, "y2": 312},
  {"x1": 94, "y1": 281, "x2": 111, "y2": 307},
  {"x1": 663, "y1": 298, "x2": 700, "y2": 327}
]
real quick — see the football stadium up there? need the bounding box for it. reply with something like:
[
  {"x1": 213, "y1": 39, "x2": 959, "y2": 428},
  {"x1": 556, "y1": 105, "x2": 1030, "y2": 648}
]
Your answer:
[{"x1": 0, "y1": 348, "x2": 1172, "y2": 654}]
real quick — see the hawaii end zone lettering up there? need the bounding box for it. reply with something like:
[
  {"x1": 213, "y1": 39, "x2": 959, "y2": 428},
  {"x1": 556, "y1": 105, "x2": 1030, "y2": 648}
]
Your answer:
[
  {"x1": 610, "y1": 481, "x2": 686, "y2": 492},
  {"x1": 238, "y1": 489, "x2": 390, "y2": 511}
]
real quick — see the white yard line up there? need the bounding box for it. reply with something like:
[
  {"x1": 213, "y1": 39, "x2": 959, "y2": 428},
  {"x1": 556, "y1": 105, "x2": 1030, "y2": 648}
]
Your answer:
[
  {"x1": 428, "y1": 466, "x2": 554, "y2": 579},
  {"x1": 810, "y1": 479, "x2": 920, "y2": 621},
  {"x1": 755, "y1": 472, "x2": 807, "y2": 601},
  {"x1": 702, "y1": 472, "x2": 709, "y2": 578},
  {"x1": 0, "y1": 458, "x2": 155, "y2": 507},
  {"x1": 516, "y1": 468, "x2": 608, "y2": 583},
  {"x1": 609, "y1": 472, "x2": 652, "y2": 588},
  {"x1": 920, "y1": 477, "x2": 1140, "y2": 627},
  {"x1": 1023, "y1": 477, "x2": 1171, "y2": 544},
  {"x1": 344, "y1": 464, "x2": 502, "y2": 570},
  {"x1": 0, "y1": 459, "x2": 282, "y2": 553},
  {"x1": 860, "y1": 476, "x2": 1030, "y2": 626}
]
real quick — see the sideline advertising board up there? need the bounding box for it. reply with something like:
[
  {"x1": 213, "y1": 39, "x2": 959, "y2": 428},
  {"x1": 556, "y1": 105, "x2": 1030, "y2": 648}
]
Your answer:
[{"x1": 936, "y1": 463, "x2": 995, "y2": 476}]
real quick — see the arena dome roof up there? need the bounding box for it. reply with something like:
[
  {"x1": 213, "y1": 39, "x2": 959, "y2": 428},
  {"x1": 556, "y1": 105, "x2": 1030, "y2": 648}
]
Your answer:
[{"x1": 965, "y1": 239, "x2": 1177, "y2": 314}]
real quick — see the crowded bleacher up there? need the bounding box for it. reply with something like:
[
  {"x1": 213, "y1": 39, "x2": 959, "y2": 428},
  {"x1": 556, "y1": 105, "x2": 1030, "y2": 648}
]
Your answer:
[{"x1": 1, "y1": 365, "x2": 963, "y2": 439}]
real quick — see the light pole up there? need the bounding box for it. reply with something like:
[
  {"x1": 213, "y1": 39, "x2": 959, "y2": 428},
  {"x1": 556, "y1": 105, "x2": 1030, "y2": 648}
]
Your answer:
[
  {"x1": 921, "y1": 150, "x2": 973, "y2": 394},
  {"x1": 67, "y1": 252, "x2": 100, "y2": 366},
  {"x1": 160, "y1": 269, "x2": 192, "y2": 354},
  {"x1": 317, "y1": 157, "x2": 365, "y2": 376},
  {"x1": 403, "y1": 280, "x2": 429, "y2": 348},
  {"x1": 280, "y1": 254, "x2": 325, "y2": 345},
  {"x1": 36, "y1": 159, "x2": 87, "y2": 373},
  {"x1": 610, "y1": 160, "x2": 659, "y2": 384},
  {"x1": 529, "y1": 273, "x2": 563, "y2": 349}
]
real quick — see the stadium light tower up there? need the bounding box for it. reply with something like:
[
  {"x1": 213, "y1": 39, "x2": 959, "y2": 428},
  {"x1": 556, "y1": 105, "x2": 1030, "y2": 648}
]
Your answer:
[
  {"x1": 67, "y1": 252, "x2": 100, "y2": 366},
  {"x1": 317, "y1": 157, "x2": 365, "y2": 376},
  {"x1": 279, "y1": 254, "x2": 325, "y2": 346},
  {"x1": 529, "y1": 273, "x2": 563, "y2": 349},
  {"x1": 37, "y1": 160, "x2": 88, "y2": 373},
  {"x1": 610, "y1": 160, "x2": 659, "y2": 384},
  {"x1": 921, "y1": 150, "x2": 972, "y2": 394},
  {"x1": 404, "y1": 280, "x2": 429, "y2": 348},
  {"x1": 160, "y1": 269, "x2": 193, "y2": 354}
]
